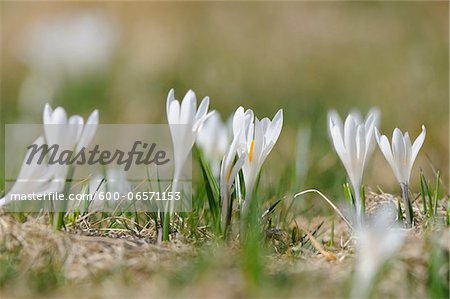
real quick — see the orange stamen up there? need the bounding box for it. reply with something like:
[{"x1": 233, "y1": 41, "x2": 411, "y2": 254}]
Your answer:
[{"x1": 249, "y1": 139, "x2": 255, "y2": 164}]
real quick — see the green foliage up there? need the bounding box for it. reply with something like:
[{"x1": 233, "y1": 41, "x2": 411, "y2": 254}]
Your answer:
[
  {"x1": 0, "y1": 252, "x2": 65, "y2": 295},
  {"x1": 0, "y1": 254, "x2": 19, "y2": 288},
  {"x1": 420, "y1": 170, "x2": 441, "y2": 221},
  {"x1": 427, "y1": 236, "x2": 449, "y2": 298},
  {"x1": 196, "y1": 149, "x2": 221, "y2": 235},
  {"x1": 343, "y1": 183, "x2": 355, "y2": 211},
  {"x1": 241, "y1": 190, "x2": 265, "y2": 292}
]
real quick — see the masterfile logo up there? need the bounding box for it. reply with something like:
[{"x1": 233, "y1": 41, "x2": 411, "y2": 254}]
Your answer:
[{"x1": 4, "y1": 124, "x2": 192, "y2": 212}]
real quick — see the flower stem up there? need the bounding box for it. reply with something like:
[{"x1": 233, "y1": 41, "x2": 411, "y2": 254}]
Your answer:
[
  {"x1": 162, "y1": 168, "x2": 181, "y2": 242},
  {"x1": 354, "y1": 187, "x2": 363, "y2": 228},
  {"x1": 54, "y1": 165, "x2": 75, "y2": 230},
  {"x1": 401, "y1": 183, "x2": 413, "y2": 228},
  {"x1": 162, "y1": 212, "x2": 170, "y2": 241}
]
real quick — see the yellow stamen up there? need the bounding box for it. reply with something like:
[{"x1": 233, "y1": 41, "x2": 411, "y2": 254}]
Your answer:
[{"x1": 249, "y1": 139, "x2": 255, "y2": 164}]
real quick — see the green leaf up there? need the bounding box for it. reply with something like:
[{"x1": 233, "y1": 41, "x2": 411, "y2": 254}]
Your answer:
[
  {"x1": 397, "y1": 197, "x2": 403, "y2": 224},
  {"x1": 419, "y1": 171, "x2": 428, "y2": 215},
  {"x1": 433, "y1": 171, "x2": 440, "y2": 216},
  {"x1": 427, "y1": 180, "x2": 434, "y2": 218},
  {"x1": 343, "y1": 183, "x2": 355, "y2": 211},
  {"x1": 197, "y1": 149, "x2": 220, "y2": 233}
]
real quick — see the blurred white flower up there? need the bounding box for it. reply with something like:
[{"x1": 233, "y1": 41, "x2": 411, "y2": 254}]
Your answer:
[
  {"x1": 197, "y1": 112, "x2": 232, "y2": 178},
  {"x1": 219, "y1": 114, "x2": 246, "y2": 227},
  {"x1": 166, "y1": 89, "x2": 213, "y2": 211},
  {"x1": 352, "y1": 206, "x2": 406, "y2": 298},
  {"x1": 233, "y1": 107, "x2": 283, "y2": 214},
  {"x1": 43, "y1": 103, "x2": 99, "y2": 184},
  {"x1": 87, "y1": 169, "x2": 131, "y2": 212},
  {"x1": 0, "y1": 137, "x2": 61, "y2": 207},
  {"x1": 375, "y1": 126, "x2": 426, "y2": 186},
  {"x1": 328, "y1": 108, "x2": 379, "y2": 221},
  {"x1": 16, "y1": 12, "x2": 118, "y2": 118},
  {"x1": 18, "y1": 12, "x2": 118, "y2": 79}
]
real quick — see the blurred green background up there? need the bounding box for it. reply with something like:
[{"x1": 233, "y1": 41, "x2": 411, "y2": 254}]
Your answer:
[{"x1": 1, "y1": 2, "x2": 448, "y2": 198}]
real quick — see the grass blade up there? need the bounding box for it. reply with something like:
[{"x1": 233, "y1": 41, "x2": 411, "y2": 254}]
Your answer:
[{"x1": 197, "y1": 149, "x2": 220, "y2": 233}]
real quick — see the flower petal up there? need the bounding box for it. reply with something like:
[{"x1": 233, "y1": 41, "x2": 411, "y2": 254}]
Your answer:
[
  {"x1": 408, "y1": 125, "x2": 426, "y2": 181},
  {"x1": 376, "y1": 129, "x2": 400, "y2": 182},
  {"x1": 232, "y1": 107, "x2": 245, "y2": 137},
  {"x1": 69, "y1": 115, "x2": 84, "y2": 143},
  {"x1": 365, "y1": 107, "x2": 381, "y2": 131},
  {"x1": 51, "y1": 107, "x2": 68, "y2": 124},
  {"x1": 404, "y1": 132, "x2": 412, "y2": 165},
  {"x1": 344, "y1": 115, "x2": 357, "y2": 163},
  {"x1": 166, "y1": 88, "x2": 175, "y2": 117},
  {"x1": 43, "y1": 103, "x2": 53, "y2": 125},
  {"x1": 364, "y1": 108, "x2": 379, "y2": 155},
  {"x1": 193, "y1": 110, "x2": 214, "y2": 133},
  {"x1": 330, "y1": 125, "x2": 347, "y2": 167},
  {"x1": 327, "y1": 109, "x2": 343, "y2": 134},
  {"x1": 77, "y1": 110, "x2": 99, "y2": 152},
  {"x1": 195, "y1": 96, "x2": 209, "y2": 120},
  {"x1": 266, "y1": 109, "x2": 283, "y2": 146},
  {"x1": 392, "y1": 128, "x2": 407, "y2": 183},
  {"x1": 180, "y1": 90, "x2": 197, "y2": 124},
  {"x1": 356, "y1": 124, "x2": 366, "y2": 162},
  {"x1": 229, "y1": 155, "x2": 245, "y2": 188},
  {"x1": 167, "y1": 100, "x2": 180, "y2": 125},
  {"x1": 252, "y1": 118, "x2": 264, "y2": 165}
]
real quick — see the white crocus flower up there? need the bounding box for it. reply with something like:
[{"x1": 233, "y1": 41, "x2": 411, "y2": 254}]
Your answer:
[
  {"x1": 219, "y1": 111, "x2": 246, "y2": 229},
  {"x1": 328, "y1": 108, "x2": 380, "y2": 223},
  {"x1": 375, "y1": 126, "x2": 426, "y2": 186},
  {"x1": 375, "y1": 125, "x2": 426, "y2": 227},
  {"x1": 0, "y1": 137, "x2": 61, "y2": 208},
  {"x1": 43, "y1": 104, "x2": 99, "y2": 185},
  {"x1": 233, "y1": 107, "x2": 283, "y2": 215},
  {"x1": 197, "y1": 112, "x2": 232, "y2": 178},
  {"x1": 166, "y1": 89, "x2": 213, "y2": 211}
]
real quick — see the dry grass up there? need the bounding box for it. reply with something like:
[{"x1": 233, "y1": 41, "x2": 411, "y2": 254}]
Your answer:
[{"x1": 0, "y1": 192, "x2": 448, "y2": 298}]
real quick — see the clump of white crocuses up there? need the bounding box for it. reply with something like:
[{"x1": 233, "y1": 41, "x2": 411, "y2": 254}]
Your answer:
[
  {"x1": 197, "y1": 112, "x2": 232, "y2": 178},
  {"x1": 166, "y1": 88, "x2": 213, "y2": 213},
  {"x1": 328, "y1": 108, "x2": 380, "y2": 225},
  {"x1": 1, "y1": 104, "x2": 99, "y2": 229},
  {"x1": 233, "y1": 107, "x2": 283, "y2": 215},
  {"x1": 375, "y1": 126, "x2": 426, "y2": 227}
]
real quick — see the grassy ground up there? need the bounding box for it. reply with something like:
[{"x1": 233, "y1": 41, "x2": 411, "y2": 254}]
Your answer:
[{"x1": 0, "y1": 191, "x2": 448, "y2": 298}]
